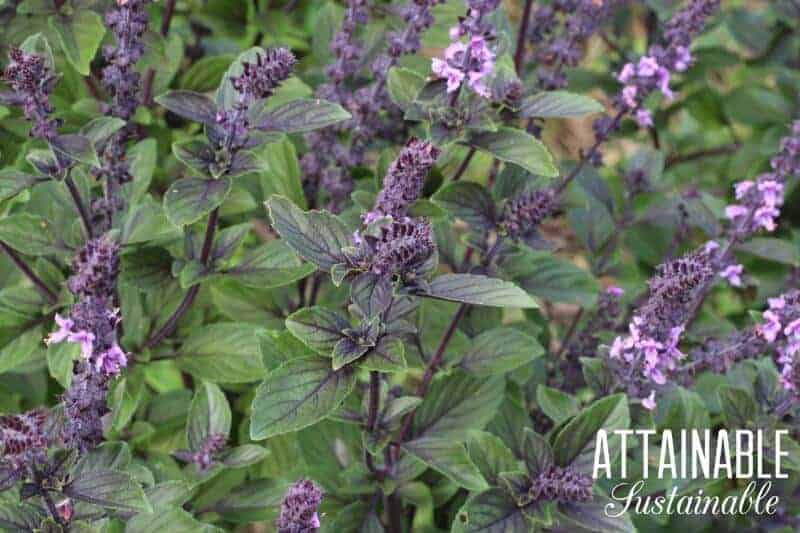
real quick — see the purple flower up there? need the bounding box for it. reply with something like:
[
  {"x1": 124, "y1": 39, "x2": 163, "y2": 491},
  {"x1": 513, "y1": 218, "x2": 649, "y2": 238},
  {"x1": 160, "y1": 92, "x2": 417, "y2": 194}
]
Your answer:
[
  {"x1": 95, "y1": 343, "x2": 128, "y2": 375},
  {"x1": 431, "y1": 2, "x2": 500, "y2": 99},
  {"x1": 68, "y1": 235, "x2": 120, "y2": 299},
  {"x1": 369, "y1": 218, "x2": 436, "y2": 277},
  {"x1": 278, "y1": 479, "x2": 324, "y2": 533},
  {"x1": 501, "y1": 188, "x2": 556, "y2": 240},
  {"x1": 189, "y1": 433, "x2": 228, "y2": 472},
  {"x1": 2, "y1": 48, "x2": 61, "y2": 140},
  {"x1": 0, "y1": 409, "x2": 49, "y2": 480},
  {"x1": 611, "y1": 0, "x2": 719, "y2": 128},
  {"x1": 606, "y1": 248, "x2": 715, "y2": 407},
  {"x1": 366, "y1": 138, "x2": 440, "y2": 222},
  {"x1": 61, "y1": 360, "x2": 111, "y2": 452},
  {"x1": 528, "y1": 465, "x2": 593, "y2": 503},
  {"x1": 529, "y1": 0, "x2": 624, "y2": 90},
  {"x1": 724, "y1": 122, "x2": 800, "y2": 239},
  {"x1": 720, "y1": 264, "x2": 744, "y2": 287},
  {"x1": 102, "y1": 0, "x2": 151, "y2": 120},
  {"x1": 231, "y1": 48, "x2": 296, "y2": 102}
]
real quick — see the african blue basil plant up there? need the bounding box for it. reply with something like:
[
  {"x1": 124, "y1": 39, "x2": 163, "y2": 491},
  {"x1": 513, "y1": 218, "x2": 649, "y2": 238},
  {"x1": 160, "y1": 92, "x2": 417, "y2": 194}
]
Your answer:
[{"x1": 0, "y1": 0, "x2": 798, "y2": 531}]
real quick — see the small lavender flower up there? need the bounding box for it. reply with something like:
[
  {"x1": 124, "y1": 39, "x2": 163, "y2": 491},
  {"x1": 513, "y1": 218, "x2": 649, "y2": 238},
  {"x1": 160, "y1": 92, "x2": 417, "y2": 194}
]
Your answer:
[
  {"x1": 614, "y1": 0, "x2": 720, "y2": 127},
  {"x1": 277, "y1": 479, "x2": 324, "y2": 533},
  {"x1": 500, "y1": 188, "x2": 556, "y2": 240},
  {"x1": 755, "y1": 292, "x2": 800, "y2": 397},
  {"x1": 528, "y1": 465, "x2": 594, "y2": 504},
  {"x1": 102, "y1": 0, "x2": 151, "y2": 120},
  {"x1": 528, "y1": 0, "x2": 624, "y2": 90},
  {"x1": 432, "y1": 35, "x2": 496, "y2": 98},
  {"x1": 1, "y1": 48, "x2": 61, "y2": 140},
  {"x1": 365, "y1": 138, "x2": 440, "y2": 223},
  {"x1": 432, "y1": 1, "x2": 500, "y2": 99},
  {"x1": 607, "y1": 248, "x2": 715, "y2": 409},
  {"x1": 725, "y1": 121, "x2": 800, "y2": 238}
]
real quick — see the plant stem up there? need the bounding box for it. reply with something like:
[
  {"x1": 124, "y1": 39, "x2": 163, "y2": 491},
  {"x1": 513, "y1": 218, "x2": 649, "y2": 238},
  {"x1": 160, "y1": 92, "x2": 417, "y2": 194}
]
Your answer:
[
  {"x1": 555, "y1": 308, "x2": 583, "y2": 360},
  {"x1": 143, "y1": 0, "x2": 177, "y2": 105},
  {"x1": 513, "y1": 0, "x2": 534, "y2": 74},
  {"x1": 665, "y1": 144, "x2": 739, "y2": 168},
  {"x1": 364, "y1": 371, "x2": 386, "y2": 478},
  {"x1": 160, "y1": 0, "x2": 177, "y2": 36},
  {"x1": 0, "y1": 241, "x2": 58, "y2": 303},
  {"x1": 397, "y1": 303, "x2": 468, "y2": 442},
  {"x1": 144, "y1": 207, "x2": 219, "y2": 349},
  {"x1": 553, "y1": 109, "x2": 625, "y2": 196},
  {"x1": 451, "y1": 148, "x2": 476, "y2": 182},
  {"x1": 41, "y1": 487, "x2": 67, "y2": 529},
  {"x1": 64, "y1": 174, "x2": 93, "y2": 239}
]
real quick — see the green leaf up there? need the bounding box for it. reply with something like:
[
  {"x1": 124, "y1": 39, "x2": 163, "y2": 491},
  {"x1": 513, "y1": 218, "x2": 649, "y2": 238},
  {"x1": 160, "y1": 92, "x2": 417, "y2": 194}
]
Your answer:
[
  {"x1": 536, "y1": 386, "x2": 580, "y2": 424},
  {"x1": 176, "y1": 323, "x2": 266, "y2": 383},
  {"x1": 20, "y1": 32, "x2": 55, "y2": 69},
  {"x1": 179, "y1": 54, "x2": 235, "y2": 92},
  {"x1": 47, "y1": 340, "x2": 80, "y2": 388},
  {"x1": 361, "y1": 336, "x2": 407, "y2": 373},
  {"x1": 453, "y1": 489, "x2": 530, "y2": 533},
  {"x1": 286, "y1": 306, "x2": 349, "y2": 355},
  {"x1": 164, "y1": 177, "x2": 232, "y2": 227},
  {"x1": 402, "y1": 437, "x2": 487, "y2": 491},
  {"x1": 413, "y1": 373, "x2": 504, "y2": 440},
  {"x1": 187, "y1": 382, "x2": 232, "y2": 451},
  {"x1": 559, "y1": 496, "x2": 636, "y2": 533},
  {"x1": 520, "y1": 428, "x2": 553, "y2": 478},
  {"x1": 718, "y1": 386, "x2": 757, "y2": 428},
  {"x1": 257, "y1": 138, "x2": 307, "y2": 209},
  {"x1": 50, "y1": 134, "x2": 100, "y2": 167},
  {"x1": 466, "y1": 432, "x2": 520, "y2": 486},
  {"x1": 256, "y1": 98, "x2": 351, "y2": 133},
  {"x1": 503, "y1": 250, "x2": 600, "y2": 306},
  {"x1": 120, "y1": 247, "x2": 174, "y2": 291},
  {"x1": 125, "y1": 506, "x2": 219, "y2": 533},
  {"x1": 50, "y1": 11, "x2": 105, "y2": 75},
  {"x1": 552, "y1": 394, "x2": 629, "y2": 474},
  {"x1": 266, "y1": 195, "x2": 351, "y2": 271},
  {"x1": 220, "y1": 444, "x2": 268, "y2": 468},
  {"x1": 467, "y1": 127, "x2": 557, "y2": 177},
  {"x1": 223, "y1": 241, "x2": 316, "y2": 288},
  {"x1": 737, "y1": 237, "x2": 800, "y2": 266},
  {"x1": 0, "y1": 169, "x2": 42, "y2": 201},
  {"x1": 0, "y1": 503, "x2": 46, "y2": 532},
  {"x1": 350, "y1": 272, "x2": 393, "y2": 319},
  {"x1": 421, "y1": 274, "x2": 538, "y2": 308},
  {"x1": 81, "y1": 117, "x2": 126, "y2": 148},
  {"x1": 155, "y1": 91, "x2": 219, "y2": 127},
  {"x1": 173, "y1": 139, "x2": 216, "y2": 177},
  {"x1": 459, "y1": 328, "x2": 543, "y2": 376},
  {"x1": 519, "y1": 91, "x2": 604, "y2": 119},
  {"x1": 387, "y1": 67, "x2": 426, "y2": 109},
  {"x1": 331, "y1": 337, "x2": 368, "y2": 370},
  {"x1": 432, "y1": 182, "x2": 496, "y2": 230},
  {"x1": 65, "y1": 469, "x2": 151, "y2": 513},
  {"x1": 0, "y1": 325, "x2": 43, "y2": 375},
  {"x1": 249, "y1": 357, "x2": 356, "y2": 440}
]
